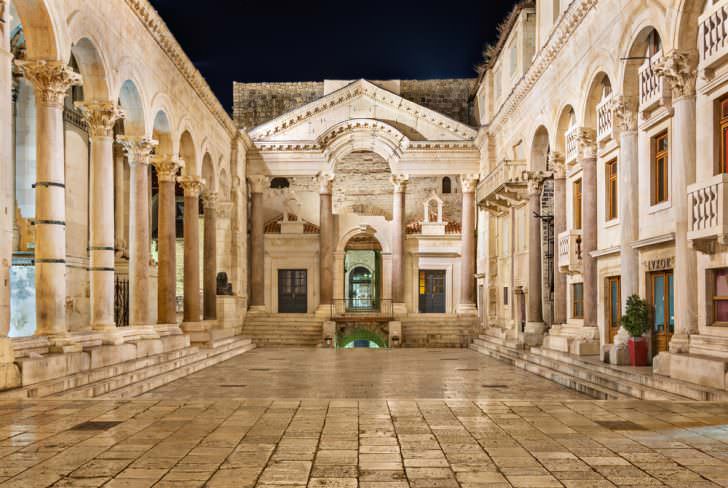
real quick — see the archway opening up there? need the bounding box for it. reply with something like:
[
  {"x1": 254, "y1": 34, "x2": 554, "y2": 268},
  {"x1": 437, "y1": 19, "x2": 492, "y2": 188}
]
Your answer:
[
  {"x1": 344, "y1": 233, "x2": 383, "y2": 312},
  {"x1": 339, "y1": 328, "x2": 387, "y2": 349}
]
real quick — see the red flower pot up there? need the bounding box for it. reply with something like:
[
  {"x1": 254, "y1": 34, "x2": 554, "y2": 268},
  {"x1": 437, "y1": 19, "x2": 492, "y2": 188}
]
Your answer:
[{"x1": 628, "y1": 336, "x2": 648, "y2": 367}]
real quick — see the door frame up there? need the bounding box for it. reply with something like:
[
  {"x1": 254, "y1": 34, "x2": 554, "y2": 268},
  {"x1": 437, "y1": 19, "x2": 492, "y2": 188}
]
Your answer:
[
  {"x1": 277, "y1": 269, "x2": 308, "y2": 314},
  {"x1": 418, "y1": 269, "x2": 447, "y2": 313},
  {"x1": 648, "y1": 269, "x2": 674, "y2": 354}
]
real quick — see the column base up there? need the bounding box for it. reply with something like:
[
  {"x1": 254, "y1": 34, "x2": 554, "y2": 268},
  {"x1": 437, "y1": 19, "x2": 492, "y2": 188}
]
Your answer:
[
  {"x1": 127, "y1": 325, "x2": 161, "y2": 341},
  {"x1": 316, "y1": 304, "x2": 333, "y2": 319},
  {"x1": 456, "y1": 303, "x2": 478, "y2": 316},
  {"x1": 0, "y1": 338, "x2": 20, "y2": 390},
  {"x1": 388, "y1": 321, "x2": 402, "y2": 348},
  {"x1": 542, "y1": 325, "x2": 600, "y2": 356},
  {"x1": 669, "y1": 333, "x2": 690, "y2": 354},
  {"x1": 47, "y1": 335, "x2": 83, "y2": 354},
  {"x1": 155, "y1": 323, "x2": 183, "y2": 337},
  {"x1": 248, "y1": 305, "x2": 267, "y2": 314},
  {"x1": 523, "y1": 322, "x2": 546, "y2": 347},
  {"x1": 393, "y1": 303, "x2": 408, "y2": 317}
]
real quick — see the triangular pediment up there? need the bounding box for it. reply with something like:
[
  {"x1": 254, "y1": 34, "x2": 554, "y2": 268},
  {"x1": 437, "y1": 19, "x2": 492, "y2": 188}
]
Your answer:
[{"x1": 248, "y1": 79, "x2": 477, "y2": 143}]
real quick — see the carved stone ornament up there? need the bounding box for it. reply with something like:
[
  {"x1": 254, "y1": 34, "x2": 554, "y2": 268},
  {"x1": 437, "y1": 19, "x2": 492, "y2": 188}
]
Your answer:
[
  {"x1": 548, "y1": 152, "x2": 566, "y2": 179},
  {"x1": 611, "y1": 95, "x2": 637, "y2": 132},
  {"x1": 247, "y1": 175, "x2": 268, "y2": 194},
  {"x1": 653, "y1": 50, "x2": 697, "y2": 99},
  {"x1": 151, "y1": 155, "x2": 182, "y2": 182},
  {"x1": 75, "y1": 101, "x2": 127, "y2": 138},
  {"x1": 460, "y1": 174, "x2": 479, "y2": 193},
  {"x1": 17, "y1": 60, "x2": 82, "y2": 108},
  {"x1": 116, "y1": 136, "x2": 158, "y2": 165},
  {"x1": 575, "y1": 128, "x2": 596, "y2": 160},
  {"x1": 202, "y1": 192, "x2": 218, "y2": 209},
  {"x1": 316, "y1": 172, "x2": 335, "y2": 194},
  {"x1": 178, "y1": 175, "x2": 205, "y2": 197},
  {"x1": 391, "y1": 174, "x2": 409, "y2": 192}
]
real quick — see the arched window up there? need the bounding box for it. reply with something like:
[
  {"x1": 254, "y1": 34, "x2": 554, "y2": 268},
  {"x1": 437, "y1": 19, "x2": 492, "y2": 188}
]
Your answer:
[
  {"x1": 442, "y1": 177, "x2": 452, "y2": 194},
  {"x1": 270, "y1": 177, "x2": 290, "y2": 189},
  {"x1": 646, "y1": 29, "x2": 661, "y2": 57}
]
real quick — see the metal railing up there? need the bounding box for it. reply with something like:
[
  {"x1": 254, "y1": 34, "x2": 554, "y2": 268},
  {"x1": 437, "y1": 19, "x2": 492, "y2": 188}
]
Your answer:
[{"x1": 330, "y1": 299, "x2": 394, "y2": 321}]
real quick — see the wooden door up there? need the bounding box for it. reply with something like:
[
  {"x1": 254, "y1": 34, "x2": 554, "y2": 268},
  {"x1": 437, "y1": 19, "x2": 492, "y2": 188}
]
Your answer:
[{"x1": 278, "y1": 269, "x2": 307, "y2": 313}]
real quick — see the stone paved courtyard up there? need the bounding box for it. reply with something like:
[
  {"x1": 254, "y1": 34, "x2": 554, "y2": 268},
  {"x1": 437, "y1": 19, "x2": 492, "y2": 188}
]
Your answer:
[{"x1": 2, "y1": 349, "x2": 728, "y2": 487}]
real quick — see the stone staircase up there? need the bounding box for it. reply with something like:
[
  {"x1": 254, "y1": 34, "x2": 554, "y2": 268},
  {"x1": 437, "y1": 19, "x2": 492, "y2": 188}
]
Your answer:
[
  {"x1": 401, "y1": 316, "x2": 479, "y2": 348},
  {"x1": 242, "y1": 315, "x2": 324, "y2": 347},
  {"x1": 471, "y1": 332, "x2": 728, "y2": 400},
  {"x1": 0, "y1": 336, "x2": 255, "y2": 400}
]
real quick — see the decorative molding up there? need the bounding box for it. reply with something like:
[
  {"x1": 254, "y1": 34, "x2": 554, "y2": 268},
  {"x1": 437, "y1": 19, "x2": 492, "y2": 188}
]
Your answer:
[
  {"x1": 16, "y1": 60, "x2": 82, "y2": 107},
  {"x1": 178, "y1": 175, "x2": 204, "y2": 197},
  {"x1": 575, "y1": 128, "x2": 596, "y2": 160},
  {"x1": 630, "y1": 232, "x2": 675, "y2": 249},
  {"x1": 116, "y1": 135, "x2": 158, "y2": 165},
  {"x1": 201, "y1": 192, "x2": 218, "y2": 209},
  {"x1": 549, "y1": 152, "x2": 566, "y2": 179},
  {"x1": 654, "y1": 50, "x2": 698, "y2": 99},
  {"x1": 460, "y1": 174, "x2": 480, "y2": 193},
  {"x1": 611, "y1": 95, "x2": 637, "y2": 132},
  {"x1": 151, "y1": 155, "x2": 182, "y2": 182},
  {"x1": 489, "y1": 0, "x2": 598, "y2": 130},
  {"x1": 124, "y1": 0, "x2": 236, "y2": 136},
  {"x1": 247, "y1": 175, "x2": 268, "y2": 194},
  {"x1": 75, "y1": 101, "x2": 126, "y2": 138}
]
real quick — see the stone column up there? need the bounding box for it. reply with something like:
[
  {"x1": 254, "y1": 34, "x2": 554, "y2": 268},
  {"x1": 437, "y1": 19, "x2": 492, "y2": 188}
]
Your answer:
[
  {"x1": 317, "y1": 173, "x2": 334, "y2": 312},
  {"x1": 76, "y1": 102, "x2": 126, "y2": 335},
  {"x1": 19, "y1": 60, "x2": 81, "y2": 342},
  {"x1": 525, "y1": 176, "x2": 544, "y2": 330},
  {"x1": 656, "y1": 51, "x2": 698, "y2": 353},
  {"x1": 202, "y1": 192, "x2": 218, "y2": 320},
  {"x1": 0, "y1": 5, "x2": 12, "y2": 338},
  {"x1": 612, "y1": 97, "x2": 640, "y2": 349},
  {"x1": 117, "y1": 136, "x2": 158, "y2": 333},
  {"x1": 113, "y1": 144, "x2": 127, "y2": 256},
  {"x1": 151, "y1": 156, "x2": 180, "y2": 326},
  {"x1": 578, "y1": 131, "x2": 598, "y2": 328},
  {"x1": 550, "y1": 152, "x2": 567, "y2": 325},
  {"x1": 179, "y1": 176, "x2": 204, "y2": 323},
  {"x1": 458, "y1": 175, "x2": 479, "y2": 315},
  {"x1": 391, "y1": 174, "x2": 408, "y2": 310},
  {"x1": 248, "y1": 176, "x2": 267, "y2": 309}
]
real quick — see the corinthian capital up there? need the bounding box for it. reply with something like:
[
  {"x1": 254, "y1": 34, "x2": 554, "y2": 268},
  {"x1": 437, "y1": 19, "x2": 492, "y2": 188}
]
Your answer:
[
  {"x1": 316, "y1": 172, "x2": 335, "y2": 194},
  {"x1": 460, "y1": 174, "x2": 479, "y2": 193},
  {"x1": 202, "y1": 192, "x2": 218, "y2": 209},
  {"x1": 178, "y1": 175, "x2": 205, "y2": 197},
  {"x1": 247, "y1": 175, "x2": 268, "y2": 194},
  {"x1": 654, "y1": 50, "x2": 697, "y2": 99},
  {"x1": 151, "y1": 155, "x2": 182, "y2": 182},
  {"x1": 549, "y1": 152, "x2": 566, "y2": 179},
  {"x1": 575, "y1": 128, "x2": 596, "y2": 160},
  {"x1": 611, "y1": 95, "x2": 637, "y2": 132},
  {"x1": 391, "y1": 174, "x2": 409, "y2": 193},
  {"x1": 116, "y1": 136, "x2": 158, "y2": 165},
  {"x1": 17, "y1": 60, "x2": 82, "y2": 108},
  {"x1": 75, "y1": 101, "x2": 126, "y2": 138}
]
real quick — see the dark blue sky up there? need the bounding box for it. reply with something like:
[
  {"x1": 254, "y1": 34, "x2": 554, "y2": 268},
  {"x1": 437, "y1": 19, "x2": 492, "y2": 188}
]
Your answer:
[{"x1": 148, "y1": 0, "x2": 518, "y2": 113}]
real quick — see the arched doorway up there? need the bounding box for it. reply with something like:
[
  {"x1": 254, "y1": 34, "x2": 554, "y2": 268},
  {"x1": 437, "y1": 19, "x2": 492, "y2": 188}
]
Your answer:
[{"x1": 344, "y1": 233, "x2": 382, "y2": 312}]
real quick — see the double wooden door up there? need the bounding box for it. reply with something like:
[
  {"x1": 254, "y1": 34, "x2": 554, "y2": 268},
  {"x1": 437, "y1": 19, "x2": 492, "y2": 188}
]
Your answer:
[
  {"x1": 278, "y1": 269, "x2": 307, "y2": 313},
  {"x1": 419, "y1": 270, "x2": 446, "y2": 313}
]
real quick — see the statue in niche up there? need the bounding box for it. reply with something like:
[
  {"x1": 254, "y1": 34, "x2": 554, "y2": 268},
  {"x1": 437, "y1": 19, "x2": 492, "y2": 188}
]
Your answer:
[
  {"x1": 216, "y1": 272, "x2": 233, "y2": 296},
  {"x1": 423, "y1": 190, "x2": 445, "y2": 224}
]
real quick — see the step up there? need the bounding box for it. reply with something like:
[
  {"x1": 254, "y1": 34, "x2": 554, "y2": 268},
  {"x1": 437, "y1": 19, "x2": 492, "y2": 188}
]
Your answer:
[
  {"x1": 471, "y1": 335, "x2": 699, "y2": 401},
  {"x1": 57, "y1": 338, "x2": 254, "y2": 399}
]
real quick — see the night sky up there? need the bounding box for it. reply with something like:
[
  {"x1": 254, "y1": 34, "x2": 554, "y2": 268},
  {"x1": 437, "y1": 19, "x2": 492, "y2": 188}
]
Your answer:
[{"x1": 147, "y1": 0, "x2": 519, "y2": 114}]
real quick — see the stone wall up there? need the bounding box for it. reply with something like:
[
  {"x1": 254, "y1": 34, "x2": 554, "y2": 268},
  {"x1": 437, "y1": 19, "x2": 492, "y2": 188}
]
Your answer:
[{"x1": 233, "y1": 78, "x2": 477, "y2": 129}]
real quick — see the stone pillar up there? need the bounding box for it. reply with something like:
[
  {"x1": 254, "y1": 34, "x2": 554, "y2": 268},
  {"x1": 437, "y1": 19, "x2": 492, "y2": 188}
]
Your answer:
[
  {"x1": 248, "y1": 175, "x2": 267, "y2": 309},
  {"x1": 391, "y1": 174, "x2": 408, "y2": 311},
  {"x1": 117, "y1": 136, "x2": 158, "y2": 332},
  {"x1": 19, "y1": 60, "x2": 81, "y2": 342},
  {"x1": 202, "y1": 192, "x2": 218, "y2": 320},
  {"x1": 317, "y1": 173, "x2": 334, "y2": 313},
  {"x1": 151, "y1": 157, "x2": 180, "y2": 326},
  {"x1": 0, "y1": 6, "x2": 12, "y2": 338},
  {"x1": 458, "y1": 175, "x2": 479, "y2": 315},
  {"x1": 113, "y1": 144, "x2": 127, "y2": 256},
  {"x1": 179, "y1": 176, "x2": 204, "y2": 323},
  {"x1": 524, "y1": 176, "x2": 544, "y2": 343},
  {"x1": 656, "y1": 51, "x2": 698, "y2": 353},
  {"x1": 76, "y1": 102, "x2": 126, "y2": 335},
  {"x1": 550, "y1": 152, "x2": 567, "y2": 325},
  {"x1": 579, "y1": 132, "x2": 598, "y2": 328}
]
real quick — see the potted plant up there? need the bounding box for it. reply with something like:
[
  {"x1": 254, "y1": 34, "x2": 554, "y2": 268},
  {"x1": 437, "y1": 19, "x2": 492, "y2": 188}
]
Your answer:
[{"x1": 621, "y1": 294, "x2": 650, "y2": 366}]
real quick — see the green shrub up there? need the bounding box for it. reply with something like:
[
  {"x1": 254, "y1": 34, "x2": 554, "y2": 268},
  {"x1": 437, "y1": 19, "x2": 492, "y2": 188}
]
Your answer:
[{"x1": 620, "y1": 294, "x2": 649, "y2": 338}]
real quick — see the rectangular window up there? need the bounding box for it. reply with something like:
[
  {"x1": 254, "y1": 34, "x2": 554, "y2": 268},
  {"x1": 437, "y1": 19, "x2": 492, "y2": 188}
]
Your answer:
[
  {"x1": 606, "y1": 159, "x2": 618, "y2": 221},
  {"x1": 652, "y1": 132, "x2": 669, "y2": 204},
  {"x1": 573, "y1": 179, "x2": 582, "y2": 230},
  {"x1": 607, "y1": 276, "x2": 621, "y2": 341},
  {"x1": 504, "y1": 287, "x2": 509, "y2": 306},
  {"x1": 714, "y1": 268, "x2": 728, "y2": 323},
  {"x1": 572, "y1": 283, "x2": 584, "y2": 319},
  {"x1": 719, "y1": 96, "x2": 728, "y2": 174}
]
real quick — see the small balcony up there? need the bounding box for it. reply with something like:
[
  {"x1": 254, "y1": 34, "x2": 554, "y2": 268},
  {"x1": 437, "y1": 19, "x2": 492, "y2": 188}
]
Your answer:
[
  {"x1": 564, "y1": 126, "x2": 579, "y2": 165},
  {"x1": 700, "y1": 0, "x2": 728, "y2": 74},
  {"x1": 596, "y1": 95, "x2": 614, "y2": 144},
  {"x1": 688, "y1": 174, "x2": 728, "y2": 253},
  {"x1": 477, "y1": 160, "x2": 528, "y2": 213},
  {"x1": 558, "y1": 229, "x2": 582, "y2": 274},
  {"x1": 639, "y1": 50, "x2": 671, "y2": 114}
]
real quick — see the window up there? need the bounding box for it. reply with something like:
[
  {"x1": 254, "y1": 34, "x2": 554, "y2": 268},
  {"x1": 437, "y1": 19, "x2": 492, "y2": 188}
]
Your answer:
[
  {"x1": 573, "y1": 179, "x2": 582, "y2": 230},
  {"x1": 652, "y1": 132, "x2": 668, "y2": 204},
  {"x1": 719, "y1": 95, "x2": 728, "y2": 174},
  {"x1": 714, "y1": 268, "x2": 728, "y2": 324},
  {"x1": 270, "y1": 177, "x2": 290, "y2": 189},
  {"x1": 607, "y1": 276, "x2": 621, "y2": 341},
  {"x1": 606, "y1": 159, "x2": 618, "y2": 221},
  {"x1": 572, "y1": 283, "x2": 584, "y2": 319},
  {"x1": 646, "y1": 29, "x2": 662, "y2": 58},
  {"x1": 442, "y1": 177, "x2": 452, "y2": 194},
  {"x1": 503, "y1": 287, "x2": 509, "y2": 306},
  {"x1": 650, "y1": 271, "x2": 674, "y2": 353}
]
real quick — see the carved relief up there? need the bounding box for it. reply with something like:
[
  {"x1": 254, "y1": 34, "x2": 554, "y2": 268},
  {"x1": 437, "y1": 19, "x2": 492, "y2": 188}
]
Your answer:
[
  {"x1": 611, "y1": 95, "x2": 637, "y2": 133},
  {"x1": 653, "y1": 50, "x2": 697, "y2": 99},
  {"x1": 16, "y1": 60, "x2": 82, "y2": 108},
  {"x1": 76, "y1": 101, "x2": 127, "y2": 138}
]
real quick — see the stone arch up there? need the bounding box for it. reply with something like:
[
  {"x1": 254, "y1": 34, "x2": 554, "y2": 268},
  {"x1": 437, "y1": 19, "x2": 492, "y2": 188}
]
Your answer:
[
  {"x1": 554, "y1": 104, "x2": 576, "y2": 154},
  {"x1": 530, "y1": 125, "x2": 550, "y2": 172},
  {"x1": 319, "y1": 119, "x2": 409, "y2": 173},
  {"x1": 673, "y1": 0, "x2": 706, "y2": 53},
  {"x1": 336, "y1": 226, "x2": 389, "y2": 254},
  {"x1": 620, "y1": 25, "x2": 665, "y2": 101},
  {"x1": 149, "y1": 92, "x2": 176, "y2": 150},
  {"x1": 219, "y1": 167, "x2": 230, "y2": 201},
  {"x1": 179, "y1": 130, "x2": 197, "y2": 176},
  {"x1": 68, "y1": 37, "x2": 110, "y2": 101},
  {"x1": 338, "y1": 327, "x2": 387, "y2": 348},
  {"x1": 11, "y1": 0, "x2": 65, "y2": 60},
  {"x1": 201, "y1": 152, "x2": 216, "y2": 194},
  {"x1": 152, "y1": 110, "x2": 173, "y2": 155},
  {"x1": 117, "y1": 79, "x2": 146, "y2": 137},
  {"x1": 581, "y1": 71, "x2": 614, "y2": 130}
]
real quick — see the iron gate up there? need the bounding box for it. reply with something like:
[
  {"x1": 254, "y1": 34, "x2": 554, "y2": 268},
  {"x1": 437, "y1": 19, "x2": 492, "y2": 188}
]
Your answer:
[{"x1": 114, "y1": 275, "x2": 129, "y2": 327}]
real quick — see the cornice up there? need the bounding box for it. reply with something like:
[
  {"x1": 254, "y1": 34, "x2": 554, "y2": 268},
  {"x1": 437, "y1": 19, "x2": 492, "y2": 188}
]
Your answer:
[
  {"x1": 124, "y1": 0, "x2": 236, "y2": 137},
  {"x1": 252, "y1": 140, "x2": 478, "y2": 154},
  {"x1": 488, "y1": 0, "x2": 598, "y2": 130},
  {"x1": 248, "y1": 79, "x2": 478, "y2": 142}
]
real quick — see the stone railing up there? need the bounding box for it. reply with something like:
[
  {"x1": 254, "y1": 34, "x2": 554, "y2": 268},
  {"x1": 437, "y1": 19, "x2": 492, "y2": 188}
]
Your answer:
[
  {"x1": 639, "y1": 51, "x2": 670, "y2": 113},
  {"x1": 700, "y1": 0, "x2": 728, "y2": 72},
  {"x1": 477, "y1": 159, "x2": 528, "y2": 206},
  {"x1": 558, "y1": 229, "x2": 582, "y2": 274},
  {"x1": 565, "y1": 126, "x2": 579, "y2": 164},
  {"x1": 596, "y1": 95, "x2": 613, "y2": 143},
  {"x1": 688, "y1": 174, "x2": 728, "y2": 253}
]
